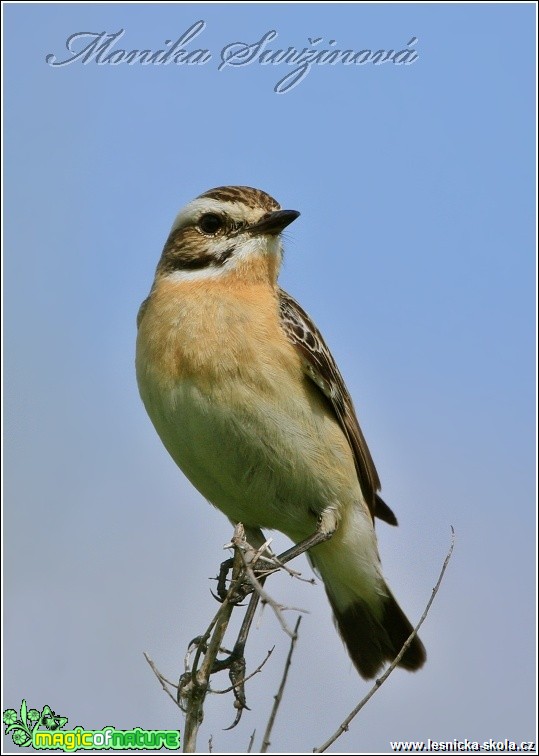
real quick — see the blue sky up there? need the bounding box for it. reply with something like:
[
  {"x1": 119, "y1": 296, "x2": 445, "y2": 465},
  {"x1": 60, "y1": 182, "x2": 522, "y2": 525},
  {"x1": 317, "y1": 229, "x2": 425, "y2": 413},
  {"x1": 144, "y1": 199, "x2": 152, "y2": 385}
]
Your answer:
[{"x1": 3, "y1": 3, "x2": 536, "y2": 753}]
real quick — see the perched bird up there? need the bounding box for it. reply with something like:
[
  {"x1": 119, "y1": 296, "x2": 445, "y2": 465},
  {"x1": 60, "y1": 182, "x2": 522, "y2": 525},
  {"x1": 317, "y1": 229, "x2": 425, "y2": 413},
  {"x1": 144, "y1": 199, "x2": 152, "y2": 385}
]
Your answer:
[{"x1": 136, "y1": 185, "x2": 426, "y2": 679}]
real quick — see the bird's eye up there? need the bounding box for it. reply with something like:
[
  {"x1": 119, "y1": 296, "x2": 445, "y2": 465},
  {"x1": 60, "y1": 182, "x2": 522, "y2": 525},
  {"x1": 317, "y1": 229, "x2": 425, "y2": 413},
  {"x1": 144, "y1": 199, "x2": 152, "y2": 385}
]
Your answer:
[{"x1": 198, "y1": 214, "x2": 223, "y2": 235}]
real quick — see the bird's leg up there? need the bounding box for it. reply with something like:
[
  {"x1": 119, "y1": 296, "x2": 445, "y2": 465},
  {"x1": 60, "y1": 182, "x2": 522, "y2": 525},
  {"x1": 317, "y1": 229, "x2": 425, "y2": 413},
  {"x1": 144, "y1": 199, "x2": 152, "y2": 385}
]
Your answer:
[
  {"x1": 217, "y1": 507, "x2": 338, "y2": 670},
  {"x1": 211, "y1": 576, "x2": 266, "y2": 728},
  {"x1": 212, "y1": 512, "x2": 338, "y2": 727},
  {"x1": 212, "y1": 552, "x2": 269, "y2": 675},
  {"x1": 272, "y1": 529, "x2": 333, "y2": 566},
  {"x1": 215, "y1": 525, "x2": 271, "y2": 603},
  {"x1": 212, "y1": 543, "x2": 275, "y2": 726},
  {"x1": 216, "y1": 557, "x2": 249, "y2": 603},
  {"x1": 272, "y1": 506, "x2": 338, "y2": 566},
  {"x1": 216, "y1": 558, "x2": 234, "y2": 600}
]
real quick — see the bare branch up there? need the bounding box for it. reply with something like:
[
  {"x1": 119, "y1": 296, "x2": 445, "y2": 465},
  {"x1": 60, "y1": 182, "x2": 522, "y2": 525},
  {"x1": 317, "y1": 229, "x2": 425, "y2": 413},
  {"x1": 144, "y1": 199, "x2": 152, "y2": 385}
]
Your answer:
[
  {"x1": 143, "y1": 652, "x2": 181, "y2": 709},
  {"x1": 182, "y1": 536, "x2": 245, "y2": 752},
  {"x1": 241, "y1": 554, "x2": 306, "y2": 638},
  {"x1": 247, "y1": 729, "x2": 257, "y2": 753},
  {"x1": 150, "y1": 522, "x2": 445, "y2": 753},
  {"x1": 261, "y1": 616, "x2": 302, "y2": 753},
  {"x1": 313, "y1": 527, "x2": 456, "y2": 753}
]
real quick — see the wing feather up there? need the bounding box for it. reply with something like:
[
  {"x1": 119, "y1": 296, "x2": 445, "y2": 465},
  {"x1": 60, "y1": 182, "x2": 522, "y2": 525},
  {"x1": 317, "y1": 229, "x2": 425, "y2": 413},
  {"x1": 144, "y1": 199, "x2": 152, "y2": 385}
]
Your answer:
[{"x1": 278, "y1": 289, "x2": 397, "y2": 526}]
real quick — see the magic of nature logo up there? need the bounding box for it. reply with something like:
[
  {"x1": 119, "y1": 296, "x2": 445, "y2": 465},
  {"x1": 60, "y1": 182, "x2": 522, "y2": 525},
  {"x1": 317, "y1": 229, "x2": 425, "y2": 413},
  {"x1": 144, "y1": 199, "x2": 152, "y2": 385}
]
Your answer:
[{"x1": 3, "y1": 699, "x2": 180, "y2": 751}]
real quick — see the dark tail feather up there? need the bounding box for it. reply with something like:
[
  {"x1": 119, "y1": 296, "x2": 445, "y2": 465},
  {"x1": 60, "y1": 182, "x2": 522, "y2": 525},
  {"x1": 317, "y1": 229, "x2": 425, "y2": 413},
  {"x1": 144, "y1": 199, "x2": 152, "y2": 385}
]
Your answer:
[
  {"x1": 328, "y1": 590, "x2": 427, "y2": 679},
  {"x1": 375, "y1": 494, "x2": 398, "y2": 526}
]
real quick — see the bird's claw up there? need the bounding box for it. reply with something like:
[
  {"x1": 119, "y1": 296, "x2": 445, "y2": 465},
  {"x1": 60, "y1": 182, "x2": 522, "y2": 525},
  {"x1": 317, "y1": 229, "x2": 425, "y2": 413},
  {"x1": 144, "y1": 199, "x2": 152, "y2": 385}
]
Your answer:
[{"x1": 223, "y1": 657, "x2": 249, "y2": 729}]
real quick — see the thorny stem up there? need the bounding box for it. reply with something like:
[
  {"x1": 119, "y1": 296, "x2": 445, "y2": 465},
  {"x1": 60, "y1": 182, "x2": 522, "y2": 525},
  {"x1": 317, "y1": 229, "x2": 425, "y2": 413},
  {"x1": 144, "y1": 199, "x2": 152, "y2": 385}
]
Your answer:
[{"x1": 182, "y1": 542, "x2": 244, "y2": 752}]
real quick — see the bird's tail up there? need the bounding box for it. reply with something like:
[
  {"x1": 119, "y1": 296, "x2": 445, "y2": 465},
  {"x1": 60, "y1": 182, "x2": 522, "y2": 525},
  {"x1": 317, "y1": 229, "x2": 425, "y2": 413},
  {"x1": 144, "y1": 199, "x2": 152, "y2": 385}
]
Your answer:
[
  {"x1": 310, "y1": 515, "x2": 426, "y2": 679},
  {"x1": 325, "y1": 584, "x2": 426, "y2": 679}
]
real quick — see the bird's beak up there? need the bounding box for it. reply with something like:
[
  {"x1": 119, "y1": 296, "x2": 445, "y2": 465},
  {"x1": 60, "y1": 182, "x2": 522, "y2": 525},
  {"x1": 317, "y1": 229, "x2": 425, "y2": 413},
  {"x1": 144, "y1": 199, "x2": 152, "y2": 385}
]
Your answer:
[{"x1": 248, "y1": 209, "x2": 300, "y2": 236}]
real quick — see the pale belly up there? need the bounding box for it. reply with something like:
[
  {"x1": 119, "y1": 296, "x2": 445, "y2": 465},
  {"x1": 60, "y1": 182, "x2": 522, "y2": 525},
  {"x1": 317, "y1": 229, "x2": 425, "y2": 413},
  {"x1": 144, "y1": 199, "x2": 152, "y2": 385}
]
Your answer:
[{"x1": 137, "y1": 370, "x2": 359, "y2": 543}]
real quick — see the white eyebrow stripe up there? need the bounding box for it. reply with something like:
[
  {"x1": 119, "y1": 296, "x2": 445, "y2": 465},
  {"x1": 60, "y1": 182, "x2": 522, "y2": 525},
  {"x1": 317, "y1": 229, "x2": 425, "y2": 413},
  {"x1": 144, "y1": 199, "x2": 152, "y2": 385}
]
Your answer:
[{"x1": 170, "y1": 198, "x2": 245, "y2": 233}]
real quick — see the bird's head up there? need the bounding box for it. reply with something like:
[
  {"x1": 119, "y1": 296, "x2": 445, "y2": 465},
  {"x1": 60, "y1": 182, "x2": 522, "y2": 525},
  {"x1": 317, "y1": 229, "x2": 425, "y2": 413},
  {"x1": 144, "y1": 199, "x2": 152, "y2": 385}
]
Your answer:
[{"x1": 156, "y1": 186, "x2": 300, "y2": 285}]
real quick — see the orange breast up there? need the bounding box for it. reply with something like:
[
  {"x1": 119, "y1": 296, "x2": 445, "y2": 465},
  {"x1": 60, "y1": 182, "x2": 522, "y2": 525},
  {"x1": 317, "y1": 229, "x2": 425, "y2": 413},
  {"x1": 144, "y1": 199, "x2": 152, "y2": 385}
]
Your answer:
[{"x1": 136, "y1": 275, "x2": 303, "y2": 393}]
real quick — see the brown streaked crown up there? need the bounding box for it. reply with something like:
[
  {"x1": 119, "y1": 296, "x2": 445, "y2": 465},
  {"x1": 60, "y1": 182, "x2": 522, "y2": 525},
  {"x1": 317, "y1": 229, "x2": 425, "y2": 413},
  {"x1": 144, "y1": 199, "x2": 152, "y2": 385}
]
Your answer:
[{"x1": 199, "y1": 186, "x2": 281, "y2": 213}]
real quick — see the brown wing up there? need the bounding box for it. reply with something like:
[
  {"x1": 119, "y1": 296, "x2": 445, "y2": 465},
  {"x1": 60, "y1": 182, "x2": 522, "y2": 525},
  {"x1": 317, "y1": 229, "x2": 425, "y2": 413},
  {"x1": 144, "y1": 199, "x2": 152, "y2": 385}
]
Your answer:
[{"x1": 278, "y1": 289, "x2": 397, "y2": 526}]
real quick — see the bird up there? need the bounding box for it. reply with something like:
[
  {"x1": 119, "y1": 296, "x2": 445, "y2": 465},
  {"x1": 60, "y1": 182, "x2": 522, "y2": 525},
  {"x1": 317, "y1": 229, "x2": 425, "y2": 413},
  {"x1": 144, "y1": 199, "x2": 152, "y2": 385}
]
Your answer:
[{"x1": 136, "y1": 185, "x2": 426, "y2": 679}]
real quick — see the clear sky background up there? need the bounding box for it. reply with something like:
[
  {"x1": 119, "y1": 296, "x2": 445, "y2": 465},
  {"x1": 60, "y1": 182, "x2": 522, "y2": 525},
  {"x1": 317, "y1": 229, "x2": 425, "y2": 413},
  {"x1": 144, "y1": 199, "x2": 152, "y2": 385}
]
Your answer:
[{"x1": 3, "y1": 3, "x2": 536, "y2": 754}]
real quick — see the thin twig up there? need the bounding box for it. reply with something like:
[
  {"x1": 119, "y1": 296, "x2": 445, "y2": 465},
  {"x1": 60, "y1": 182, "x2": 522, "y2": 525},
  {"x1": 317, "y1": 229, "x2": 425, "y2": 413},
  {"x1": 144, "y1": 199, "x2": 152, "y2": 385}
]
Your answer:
[
  {"x1": 313, "y1": 527, "x2": 456, "y2": 753},
  {"x1": 267, "y1": 553, "x2": 317, "y2": 584},
  {"x1": 211, "y1": 647, "x2": 275, "y2": 694},
  {"x1": 250, "y1": 540, "x2": 312, "y2": 583},
  {"x1": 242, "y1": 557, "x2": 305, "y2": 638},
  {"x1": 261, "y1": 615, "x2": 302, "y2": 753},
  {"x1": 143, "y1": 652, "x2": 181, "y2": 709},
  {"x1": 247, "y1": 729, "x2": 257, "y2": 753},
  {"x1": 189, "y1": 607, "x2": 223, "y2": 680}
]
